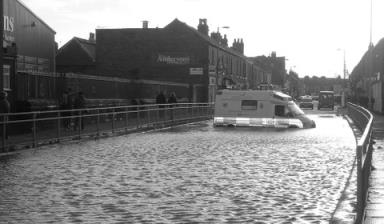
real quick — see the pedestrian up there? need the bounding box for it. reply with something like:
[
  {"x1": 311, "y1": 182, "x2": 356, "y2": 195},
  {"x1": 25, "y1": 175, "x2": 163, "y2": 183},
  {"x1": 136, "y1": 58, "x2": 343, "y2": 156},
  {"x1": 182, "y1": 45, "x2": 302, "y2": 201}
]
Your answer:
[
  {"x1": 167, "y1": 92, "x2": 177, "y2": 121},
  {"x1": 60, "y1": 88, "x2": 72, "y2": 129},
  {"x1": 156, "y1": 91, "x2": 166, "y2": 105},
  {"x1": 156, "y1": 91, "x2": 166, "y2": 118},
  {"x1": 167, "y1": 92, "x2": 177, "y2": 105},
  {"x1": 74, "y1": 91, "x2": 87, "y2": 130},
  {"x1": 0, "y1": 91, "x2": 10, "y2": 140}
]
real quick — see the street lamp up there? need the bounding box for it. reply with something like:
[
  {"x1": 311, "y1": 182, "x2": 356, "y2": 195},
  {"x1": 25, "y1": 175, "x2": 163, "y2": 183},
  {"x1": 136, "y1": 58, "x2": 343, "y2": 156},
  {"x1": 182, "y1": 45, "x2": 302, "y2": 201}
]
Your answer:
[{"x1": 337, "y1": 48, "x2": 347, "y2": 107}]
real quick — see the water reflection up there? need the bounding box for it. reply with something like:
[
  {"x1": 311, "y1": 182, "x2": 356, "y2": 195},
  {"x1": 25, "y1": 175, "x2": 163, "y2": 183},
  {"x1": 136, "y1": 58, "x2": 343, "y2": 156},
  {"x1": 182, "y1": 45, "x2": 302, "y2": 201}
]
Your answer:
[{"x1": 0, "y1": 115, "x2": 355, "y2": 223}]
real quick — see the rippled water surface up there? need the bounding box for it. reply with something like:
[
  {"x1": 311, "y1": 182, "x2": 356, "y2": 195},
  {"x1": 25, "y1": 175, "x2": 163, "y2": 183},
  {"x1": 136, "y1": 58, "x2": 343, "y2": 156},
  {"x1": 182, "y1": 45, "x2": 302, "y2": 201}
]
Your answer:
[{"x1": 0, "y1": 115, "x2": 356, "y2": 223}]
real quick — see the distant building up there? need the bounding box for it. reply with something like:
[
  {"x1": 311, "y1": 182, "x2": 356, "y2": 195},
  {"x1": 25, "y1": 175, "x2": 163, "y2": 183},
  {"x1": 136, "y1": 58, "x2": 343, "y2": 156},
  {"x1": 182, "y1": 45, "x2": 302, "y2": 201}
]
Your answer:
[
  {"x1": 301, "y1": 76, "x2": 346, "y2": 102},
  {"x1": 248, "y1": 52, "x2": 286, "y2": 88},
  {"x1": 2, "y1": 0, "x2": 56, "y2": 112},
  {"x1": 57, "y1": 18, "x2": 269, "y2": 103}
]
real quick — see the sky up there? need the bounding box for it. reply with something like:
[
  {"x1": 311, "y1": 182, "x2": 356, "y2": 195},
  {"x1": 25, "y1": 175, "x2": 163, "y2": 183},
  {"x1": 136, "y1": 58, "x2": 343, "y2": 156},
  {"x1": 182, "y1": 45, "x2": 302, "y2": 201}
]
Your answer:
[{"x1": 21, "y1": 0, "x2": 384, "y2": 78}]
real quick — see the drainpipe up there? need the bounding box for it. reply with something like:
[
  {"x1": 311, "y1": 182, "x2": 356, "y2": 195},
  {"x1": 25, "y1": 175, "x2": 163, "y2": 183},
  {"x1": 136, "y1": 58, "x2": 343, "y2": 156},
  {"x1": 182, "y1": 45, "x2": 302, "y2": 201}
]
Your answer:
[{"x1": 0, "y1": 0, "x2": 3, "y2": 91}]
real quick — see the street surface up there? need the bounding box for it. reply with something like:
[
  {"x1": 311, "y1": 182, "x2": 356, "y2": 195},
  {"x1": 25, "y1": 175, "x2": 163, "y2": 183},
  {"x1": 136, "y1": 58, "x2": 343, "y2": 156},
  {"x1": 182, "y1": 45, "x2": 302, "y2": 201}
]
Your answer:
[{"x1": 0, "y1": 108, "x2": 356, "y2": 223}]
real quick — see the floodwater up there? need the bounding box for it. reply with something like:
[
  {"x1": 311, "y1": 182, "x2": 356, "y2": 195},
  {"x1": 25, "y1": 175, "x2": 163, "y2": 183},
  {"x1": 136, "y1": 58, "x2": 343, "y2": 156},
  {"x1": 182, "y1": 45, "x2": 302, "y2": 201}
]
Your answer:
[{"x1": 0, "y1": 114, "x2": 356, "y2": 223}]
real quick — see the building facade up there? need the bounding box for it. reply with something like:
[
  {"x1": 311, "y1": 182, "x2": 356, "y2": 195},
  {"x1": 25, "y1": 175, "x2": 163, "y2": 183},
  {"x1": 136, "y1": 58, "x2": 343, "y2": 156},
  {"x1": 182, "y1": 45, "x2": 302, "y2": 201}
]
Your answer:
[
  {"x1": 2, "y1": 0, "x2": 56, "y2": 111},
  {"x1": 57, "y1": 19, "x2": 271, "y2": 104},
  {"x1": 248, "y1": 52, "x2": 286, "y2": 89},
  {"x1": 350, "y1": 39, "x2": 384, "y2": 113}
]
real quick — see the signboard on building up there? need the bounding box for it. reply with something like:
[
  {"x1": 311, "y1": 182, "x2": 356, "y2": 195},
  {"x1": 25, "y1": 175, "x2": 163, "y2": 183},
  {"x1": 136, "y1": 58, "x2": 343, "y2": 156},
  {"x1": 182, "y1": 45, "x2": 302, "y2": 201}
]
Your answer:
[
  {"x1": 209, "y1": 77, "x2": 216, "y2": 85},
  {"x1": 157, "y1": 54, "x2": 190, "y2": 65},
  {"x1": 190, "y1": 68, "x2": 203, "y2": 75},
  {"x1": 209, "y1": 65, "x2": 216, "y2": 75}
]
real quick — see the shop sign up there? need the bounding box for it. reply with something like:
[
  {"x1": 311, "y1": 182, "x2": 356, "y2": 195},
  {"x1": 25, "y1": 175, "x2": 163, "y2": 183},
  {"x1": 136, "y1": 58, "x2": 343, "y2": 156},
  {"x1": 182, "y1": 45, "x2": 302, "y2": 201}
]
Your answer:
[
  {"x1": 209, "y1": 65, "x2": 216, "y2": 75},
  {"x1": 209, "y1": 77, "x2": 216, "y2": 85},
  {"x1": 190, "y1": 68, "x2": 203, "y2": 75},
  {"x1": 3, "y1": 15, "x2": 15, "y2": 43},
  {"x1": 157, "y1": 54, "x2": 190, "y2": 65}
]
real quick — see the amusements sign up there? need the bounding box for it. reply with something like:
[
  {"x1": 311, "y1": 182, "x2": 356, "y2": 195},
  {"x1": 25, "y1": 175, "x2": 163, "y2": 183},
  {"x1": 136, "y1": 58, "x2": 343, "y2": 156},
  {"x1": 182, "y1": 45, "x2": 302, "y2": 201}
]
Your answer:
[{"x1": 156, "y1": 53, "x2": 191, "y2": 65}]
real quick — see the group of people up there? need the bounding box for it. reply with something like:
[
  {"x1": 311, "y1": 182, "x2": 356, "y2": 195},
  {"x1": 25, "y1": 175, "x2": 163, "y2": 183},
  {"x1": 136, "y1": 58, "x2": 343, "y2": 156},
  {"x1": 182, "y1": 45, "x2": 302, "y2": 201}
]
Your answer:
[
  {"x1": 155, "y1": 91, "x2": 177, "y2": 105},
  {"x1": 156, "y1": 91, "x2": 178, "y2": 120},
  {"x1": 60, "y1": 89, "x2": 87, "y2": 130}
]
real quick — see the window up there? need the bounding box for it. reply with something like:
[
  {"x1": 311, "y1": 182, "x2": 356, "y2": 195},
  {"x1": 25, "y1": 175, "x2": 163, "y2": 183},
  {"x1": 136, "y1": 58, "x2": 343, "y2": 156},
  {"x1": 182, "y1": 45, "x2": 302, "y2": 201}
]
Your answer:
[
  {"x1": 275, "y1": 105, "x2": 285, "y2": 116},
  {"x1": 241, "y1": 100, "x2": 258, "y2": 110},
  {"x1": 275, "y1": 105, "x2": 296, "y2": 117},
  {"x1": 3, "y1": 65, "x2": 10, "y2": 90}
]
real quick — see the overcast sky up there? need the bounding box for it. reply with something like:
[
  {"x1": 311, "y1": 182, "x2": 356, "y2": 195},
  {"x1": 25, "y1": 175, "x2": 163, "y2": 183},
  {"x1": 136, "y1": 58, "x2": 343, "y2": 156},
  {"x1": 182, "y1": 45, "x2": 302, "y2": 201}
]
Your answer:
[{"x1": 21, "y1": 0, "x2": 384, "y2": 78}]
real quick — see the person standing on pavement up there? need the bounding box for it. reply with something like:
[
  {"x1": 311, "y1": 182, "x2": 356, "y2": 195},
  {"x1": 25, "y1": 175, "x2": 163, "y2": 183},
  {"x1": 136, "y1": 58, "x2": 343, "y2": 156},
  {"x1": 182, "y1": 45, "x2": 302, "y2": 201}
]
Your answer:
[
  {"x1": 74, "y1": 91, "x2": 87, "y2": 130},
  {"x1": 167, "y1": 92, "x2": 177, "y2": 121},
  {"x1": 0, "y1": 91, "x2": 10, "y2": 140},
  {"x1": 156, "y1": 91, "x2": 166, "y2": 119},
  {"x1": 60, "y1": 88, "x2": 72, "y2": 129}
]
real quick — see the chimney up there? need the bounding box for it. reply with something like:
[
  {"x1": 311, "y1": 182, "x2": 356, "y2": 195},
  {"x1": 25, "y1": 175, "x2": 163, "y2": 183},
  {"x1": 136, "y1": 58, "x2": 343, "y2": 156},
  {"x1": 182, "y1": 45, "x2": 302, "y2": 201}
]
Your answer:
[
  {"x1": 240, "y1": 38, "x2": 244, "y2": 54},
  {"x1": 197, "y1": 18, "x2": 209, "y2": 36},
  {"x1": 142, "y1": 20, "x2": 149, "y2": 29},
  {"x1": 223, "y1": 34, "x2": 228, "y2": 47},
  {"x1": 89, "y1": 32, "x2": 95, "y2": 42}
]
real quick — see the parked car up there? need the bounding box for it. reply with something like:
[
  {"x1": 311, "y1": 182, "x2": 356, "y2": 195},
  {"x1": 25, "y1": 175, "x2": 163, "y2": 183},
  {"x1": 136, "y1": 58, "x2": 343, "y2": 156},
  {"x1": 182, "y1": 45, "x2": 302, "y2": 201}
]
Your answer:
[{"x1": 298, "y1": 96, "x2": 314, "y2": 109}]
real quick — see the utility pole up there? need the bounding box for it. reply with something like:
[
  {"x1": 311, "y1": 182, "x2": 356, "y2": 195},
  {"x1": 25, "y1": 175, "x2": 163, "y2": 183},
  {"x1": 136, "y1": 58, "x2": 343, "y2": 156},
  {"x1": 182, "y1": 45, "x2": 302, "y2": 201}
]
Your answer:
[{"x1": 368, "y1": 0, "x2": 374, "y2": 109}]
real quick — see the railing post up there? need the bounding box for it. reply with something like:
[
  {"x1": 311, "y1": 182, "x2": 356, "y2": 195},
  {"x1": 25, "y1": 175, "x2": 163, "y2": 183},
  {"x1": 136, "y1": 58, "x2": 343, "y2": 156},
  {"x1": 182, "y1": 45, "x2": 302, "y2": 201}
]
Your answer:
[
  {"x1": 32, "y1": 113, "x2": 37, "y2": 148},
  {"x1": 78, "y1": 110, "x2": 82, "y2": 139},
  {"x1": 112, "y1": 108, "x2": 115, "y2": 134},
  {"x1": 156, "y1": 106, "x2": 160, "y2": 127},
  {"x1": 137, "y1": 107, "x2": 140, "y2": 129},
  {"x1": 147, "y1": 107, "x2": 151, "y2": 127},
  {"x1": 191, "y1": 104, "x2": 194, "y2": 119},
  {"x1": 2, "y1": 114, "x2": 6, "y2": 152},
  {"x1": 356, "y1": 145, "x2": 363, "y2": 223},
  {"x1": 125, "y1": 107, "x2": 128, "y2": 133},
  {"x1": 57, "y1": 111, "x2": 61, "y2": 143},
  {"x1": 96, "y1": 109, "x2": 100, "y2": 138}
]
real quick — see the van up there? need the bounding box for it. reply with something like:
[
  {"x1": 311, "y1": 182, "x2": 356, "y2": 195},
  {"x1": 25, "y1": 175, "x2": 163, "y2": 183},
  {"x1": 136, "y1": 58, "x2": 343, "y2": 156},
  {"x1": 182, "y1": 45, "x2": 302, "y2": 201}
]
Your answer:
[
  {"x1": 318, "y1": 91, "x2": 334, "y2": 110},
  {"x1": 214, "y1": 90, "x2": 316, "y2": 128}
]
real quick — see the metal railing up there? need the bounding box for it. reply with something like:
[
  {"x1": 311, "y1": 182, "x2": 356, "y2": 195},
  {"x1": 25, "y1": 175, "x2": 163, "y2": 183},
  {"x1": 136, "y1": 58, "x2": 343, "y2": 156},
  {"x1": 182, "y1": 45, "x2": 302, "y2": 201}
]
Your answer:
[
  {"x1": 0, "y1": 103, "x2": 214, "y2": 153},
  {"x1": 346, "y1": 102, "x2": 374, "y2": 224}
]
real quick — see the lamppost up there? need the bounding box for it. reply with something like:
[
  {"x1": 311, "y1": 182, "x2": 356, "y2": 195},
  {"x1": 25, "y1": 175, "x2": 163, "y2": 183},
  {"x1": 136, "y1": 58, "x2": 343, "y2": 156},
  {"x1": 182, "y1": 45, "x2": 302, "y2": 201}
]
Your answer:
[
  {"x1": 337, "y1": 48, "x2": 347, "y2": 107},
  {"x1": 217, "y1": 26, "x2": 230, "y2": 33}
]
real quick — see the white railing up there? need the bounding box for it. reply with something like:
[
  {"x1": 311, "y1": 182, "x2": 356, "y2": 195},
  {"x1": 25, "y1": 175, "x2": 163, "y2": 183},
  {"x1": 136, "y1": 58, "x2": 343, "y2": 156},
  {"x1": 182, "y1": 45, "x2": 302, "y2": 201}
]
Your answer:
[
  {"x1": 0, "y1": 103, "x2": 214, "y2": 153},
  {"x1": 346, "y1": 102, "x2": 374, "y2": 224}
]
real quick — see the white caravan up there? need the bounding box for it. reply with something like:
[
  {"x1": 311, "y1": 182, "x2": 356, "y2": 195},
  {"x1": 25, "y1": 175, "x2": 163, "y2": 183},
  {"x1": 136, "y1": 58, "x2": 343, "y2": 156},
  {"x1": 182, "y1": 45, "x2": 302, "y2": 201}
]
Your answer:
[{"x1": 214, "y1": 90, "x2": 316, "y2": 128}]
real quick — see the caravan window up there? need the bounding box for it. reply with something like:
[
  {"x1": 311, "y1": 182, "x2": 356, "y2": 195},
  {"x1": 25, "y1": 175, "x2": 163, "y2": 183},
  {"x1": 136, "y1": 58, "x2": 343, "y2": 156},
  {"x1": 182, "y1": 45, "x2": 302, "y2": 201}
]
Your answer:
[
  {"x1": 241, "y1": 100, "x2": 258, "y2": 110},
  {"x1": 275, "y1": 105, "x2": 285, "y2": 116},
  {"x1": 275, "y1": 105, "x2": 294, "y2": 117}
]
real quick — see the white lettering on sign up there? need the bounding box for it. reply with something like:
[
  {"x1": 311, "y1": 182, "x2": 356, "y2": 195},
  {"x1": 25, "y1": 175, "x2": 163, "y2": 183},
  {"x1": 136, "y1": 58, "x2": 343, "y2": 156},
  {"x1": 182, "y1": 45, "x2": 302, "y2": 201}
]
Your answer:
[
  {"x1": 157, "y1": 54, "x2": 190, "y2": 65},
  {"x1": 190, "y1": 68, "x2": 203, "y2": 75},
  {"x1": 4, "y1": 16, "x2": 14, "y2": 32}
]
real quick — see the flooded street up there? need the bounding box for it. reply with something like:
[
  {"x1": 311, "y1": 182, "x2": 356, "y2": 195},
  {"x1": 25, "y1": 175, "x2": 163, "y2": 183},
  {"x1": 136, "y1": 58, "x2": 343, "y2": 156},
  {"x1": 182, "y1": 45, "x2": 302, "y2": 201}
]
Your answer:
[{"x1": 0, "y1": 114, "x2": 356, "y2": 223}]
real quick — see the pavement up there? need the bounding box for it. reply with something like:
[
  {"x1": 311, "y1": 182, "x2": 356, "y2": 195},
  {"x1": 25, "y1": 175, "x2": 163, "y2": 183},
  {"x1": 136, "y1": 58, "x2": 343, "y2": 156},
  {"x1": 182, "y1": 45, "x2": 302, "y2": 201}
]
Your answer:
[{"x1": 363, "y1": 112, "x2": 384, "y2": 223}]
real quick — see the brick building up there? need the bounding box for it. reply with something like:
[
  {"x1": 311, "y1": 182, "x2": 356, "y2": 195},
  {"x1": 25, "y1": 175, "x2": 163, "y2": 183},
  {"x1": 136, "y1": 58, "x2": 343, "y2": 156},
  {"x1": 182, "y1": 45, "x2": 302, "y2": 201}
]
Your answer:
[
  {"x1": 57, "y1": 18, "x2": 270, "y2": 103},
  {"x1": 2, "y1": 0, "x2": 56, "y2": 111},
  {"x1": 248, "y1": 52, "x2": 286, "y2": 89}
]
